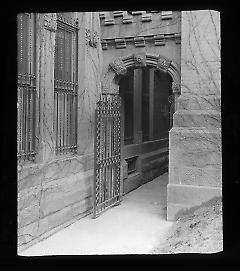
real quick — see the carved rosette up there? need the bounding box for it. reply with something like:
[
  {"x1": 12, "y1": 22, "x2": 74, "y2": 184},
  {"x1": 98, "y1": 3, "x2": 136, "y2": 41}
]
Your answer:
[
  {"x1": 133, "y1": 53, "x2": 147, "y2": 68},
  {"x1": 156, "y1": 56, "x2": 171, "y2": 71},
  {"x1": 172, "y1": 82, "x2": 181, "y2": 94},
  {"x1": 110, "y1": 58, "x2": 127, "y2": 75},
  {"x1": 43, "y1": 13, "x2": 57, "y2": 32}
]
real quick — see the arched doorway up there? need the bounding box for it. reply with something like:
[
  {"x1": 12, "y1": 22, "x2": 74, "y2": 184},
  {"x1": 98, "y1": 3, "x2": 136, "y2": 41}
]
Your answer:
[
  {"x1": 119, "y1": 67, "x2": 173, "y2": 147},
  {"x1": 93, "y1": 53, "x2": 180, "y2": 216},
  {"x1": 117, "y1": 66, "x2": 174, "y2": 193}
]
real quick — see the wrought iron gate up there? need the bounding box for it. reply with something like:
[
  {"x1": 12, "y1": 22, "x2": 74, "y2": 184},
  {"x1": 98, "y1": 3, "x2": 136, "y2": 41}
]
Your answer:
[{"x1": 93, "y1": 93, "x2": 122, "y2": 218}]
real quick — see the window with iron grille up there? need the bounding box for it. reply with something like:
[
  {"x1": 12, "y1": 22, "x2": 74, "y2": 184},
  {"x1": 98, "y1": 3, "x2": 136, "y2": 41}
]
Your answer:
[
  {"x1": 17, "y1": 13, "x2": 36, "y2": 161},
  {"x1": 54, "y1": 14, "x2": 78, "y2": 155}
]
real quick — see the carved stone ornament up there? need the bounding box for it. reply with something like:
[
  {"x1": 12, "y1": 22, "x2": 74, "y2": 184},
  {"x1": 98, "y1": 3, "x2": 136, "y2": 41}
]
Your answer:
[
  {"x1": 85, "y1": 29, "x2": 98, "y2": 48},
  {"x1": 44, "y1": 13, "x2": 57, "y2": 32},
  {"x1": 156, "y1": 56, "x2": 171, "y2": 71},
  {"x1": 133, "y1": 53, "x2": 147, "y2": 67},
  {"x1": 110, "y1": 58, "x2": 127, "y2": 75},
  {"x1": 172, "y1": 82, "x2": 181, "y2": 94},
  {"x1": 92, "y1": 31, "x2": 98, "y2": 48},
  {"x1": 85, "y1": 29, "x2": 91, "y2": 45}
]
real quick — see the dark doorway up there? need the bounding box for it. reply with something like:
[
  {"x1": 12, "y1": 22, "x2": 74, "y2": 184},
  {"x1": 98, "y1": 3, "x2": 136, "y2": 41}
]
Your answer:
[{"x1": 118, "y1": 66, "x2": 173, "y2": 194}]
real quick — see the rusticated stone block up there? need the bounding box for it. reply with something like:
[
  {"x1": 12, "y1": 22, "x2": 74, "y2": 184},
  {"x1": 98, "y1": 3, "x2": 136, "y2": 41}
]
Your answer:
[
  {"x1": 18, "y1": 219, "x2": 49, "y2": 246},
  {"x1": 170, "y1": 127, "x2": 221, "y2": 153},
  {"x1": 18, "y1": 186, "x2": 41, "y2": 210},
  {"x1": 40, "y1": 187, "x2": 65, "y2": 217},
  {"x1": 173, "y1": 110, "x2": 221, "y2": 129},
  {"x1": 180, "y1": 165, "x2": 221, "y2": 187},
  {"x1": 46, "y1": 205, "x2": 74, "y2": 231},
  {"x1": 18, "y1": 203, "x2": 40, "y2": 229},
  {"x1": 44, "y1": 157, "x2": 85, "y2": 182},
  {"x1": 64, "y1": 185, "x2": 92, "y2": 207},
  {"x1": 18, "y1": 171, "x2": 44, "y2": 192},
  {"x1": 167, "y1": 183, "x2": 222, "y2": 220},
  {"x1": 178, "y1": 94, "x2": 221, "y2": 111},
  {"x1": 71, "y1": 196, "x2": 93, "y2": 217}
]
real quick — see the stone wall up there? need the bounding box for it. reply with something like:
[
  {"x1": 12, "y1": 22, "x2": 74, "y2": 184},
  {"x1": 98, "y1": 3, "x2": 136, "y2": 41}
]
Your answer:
[
  {"x1": 18, "y1": 12, "x2": 102, "y2": 251},
  {"x1": 167, "y1": 10, "x2": 221, "y2": 220}
]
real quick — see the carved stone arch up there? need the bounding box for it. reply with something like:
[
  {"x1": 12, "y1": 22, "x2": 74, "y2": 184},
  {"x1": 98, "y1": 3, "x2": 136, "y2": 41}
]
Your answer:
[{"x1": 101, "y1": 52, "x2": 181, "y2": 96}]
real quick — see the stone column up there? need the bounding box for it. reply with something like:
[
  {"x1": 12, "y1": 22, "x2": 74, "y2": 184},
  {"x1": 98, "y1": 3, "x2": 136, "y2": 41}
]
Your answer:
[
  {"x1": 133, "y1": 69, "x2": 143, "y2": 144},
  {"x1": 167, "y1": 10, "x2": 221, "y2": 220},
  {"x1": 35, "y1": 13, "x2": 57, "y2": 163},
  {"x1": 149, "y1": 68, "x2": 154, "y2": 140}
]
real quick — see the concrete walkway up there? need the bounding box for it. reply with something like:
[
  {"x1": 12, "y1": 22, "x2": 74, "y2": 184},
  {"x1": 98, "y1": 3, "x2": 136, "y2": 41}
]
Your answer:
[{"x1": 19, "y1": 172, "x2": 173, "y2": 256}]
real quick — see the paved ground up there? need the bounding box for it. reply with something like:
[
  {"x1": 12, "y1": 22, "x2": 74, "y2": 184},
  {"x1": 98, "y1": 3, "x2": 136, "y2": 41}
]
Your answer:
[{"x1": 19, "y1": 172, "x2": 172, "y2": 256}]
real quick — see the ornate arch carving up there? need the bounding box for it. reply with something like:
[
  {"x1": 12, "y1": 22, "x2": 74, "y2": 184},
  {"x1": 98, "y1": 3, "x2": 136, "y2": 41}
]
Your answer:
[{"x1": 101, "y1": 52, "x2": 181, "y2": 94}]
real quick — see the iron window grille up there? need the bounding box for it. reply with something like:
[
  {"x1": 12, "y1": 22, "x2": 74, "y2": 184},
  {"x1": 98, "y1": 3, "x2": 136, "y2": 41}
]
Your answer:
[
  {"x1": 17, "y1": 13, "x2": 36, "y2": 161},
  {"x1": 54, "y1": 14, "x2": 79, "y2": 155}
]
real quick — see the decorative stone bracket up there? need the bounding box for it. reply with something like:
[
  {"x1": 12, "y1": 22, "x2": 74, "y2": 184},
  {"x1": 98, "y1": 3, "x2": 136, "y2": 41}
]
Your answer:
[
  {"x1": 156, "y1": 55, "x2": 172, "y2": 71},
  {"x1": 172, "y1": 82, "x2": 181, "y2": 94},
  {"x1": 109, "y1": 58, "x2": 127, "y2": 75},
  {"x1": 85, "y1": 29, "x2": 98, "y2": 48}
]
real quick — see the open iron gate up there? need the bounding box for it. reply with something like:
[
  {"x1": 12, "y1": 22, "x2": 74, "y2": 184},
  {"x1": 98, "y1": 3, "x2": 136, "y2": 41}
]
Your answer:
[{"x1": 93, "y1": 93, "x2": 122, "y2": 218}]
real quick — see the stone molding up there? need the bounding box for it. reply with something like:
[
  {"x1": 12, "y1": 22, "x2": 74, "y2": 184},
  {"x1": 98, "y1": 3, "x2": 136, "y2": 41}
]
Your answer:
[
  {"x1": 99, "y1": 11, "x2": 173, "y2": 23},
  {"x1": 101, "y1": 33, "x2": 181, "y2": 50},
  {"x1": 103, "y1": 52, "x2": 180, "y2": 93}
]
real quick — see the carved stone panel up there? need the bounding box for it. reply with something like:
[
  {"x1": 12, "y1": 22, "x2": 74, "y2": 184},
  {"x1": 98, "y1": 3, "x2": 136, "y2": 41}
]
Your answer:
[
  {"x1": 133, "y1": 53, "x2": 147, "y2": 68},
  {"x1": 43, "y1": 13, "x2": 57, "y2": 32},
  {"x1": 172, "y1": 82, "x2": 181, "y2": 94},
  {"x1": 85, "y1": 29, "x2": 98, "y2": 48},
  {"x1": 110, "y1": 58, "x2": 127, "y2": 75},
  {"x1": 156, "y1": 56, "x2": 171, "y2": 71}
]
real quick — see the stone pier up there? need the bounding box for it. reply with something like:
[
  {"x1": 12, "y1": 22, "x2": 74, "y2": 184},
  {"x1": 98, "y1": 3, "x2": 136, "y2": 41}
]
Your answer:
[{"x1": 167, "y1": 10, "x2": 221, "y2": 220}]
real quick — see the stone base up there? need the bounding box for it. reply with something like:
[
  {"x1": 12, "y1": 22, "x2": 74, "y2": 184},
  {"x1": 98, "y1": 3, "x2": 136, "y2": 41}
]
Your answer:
[
  {"x1": 18, "y1": 206, "x2": 93, "y2": 253},
  {"x1": 123, "y1": 162, "x2": 168, "y2": 195},
  {"x1": 167, "y1": 183, "x2": 222, "y2": 221}
]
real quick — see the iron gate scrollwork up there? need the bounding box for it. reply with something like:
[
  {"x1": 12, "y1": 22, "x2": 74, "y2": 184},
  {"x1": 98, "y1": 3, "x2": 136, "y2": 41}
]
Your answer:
[{"x1": 93, "y1": 93, "x2": 122, "y2": 218}]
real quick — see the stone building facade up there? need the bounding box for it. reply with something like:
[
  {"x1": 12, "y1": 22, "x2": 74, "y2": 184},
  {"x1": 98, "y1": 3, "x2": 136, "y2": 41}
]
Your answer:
[
  {"x1": 17, "y1": 10, "x2": 221, "y2": 252},
  {"x1": 17, "y1": 12, "x2": 102, "y2": 251}
]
